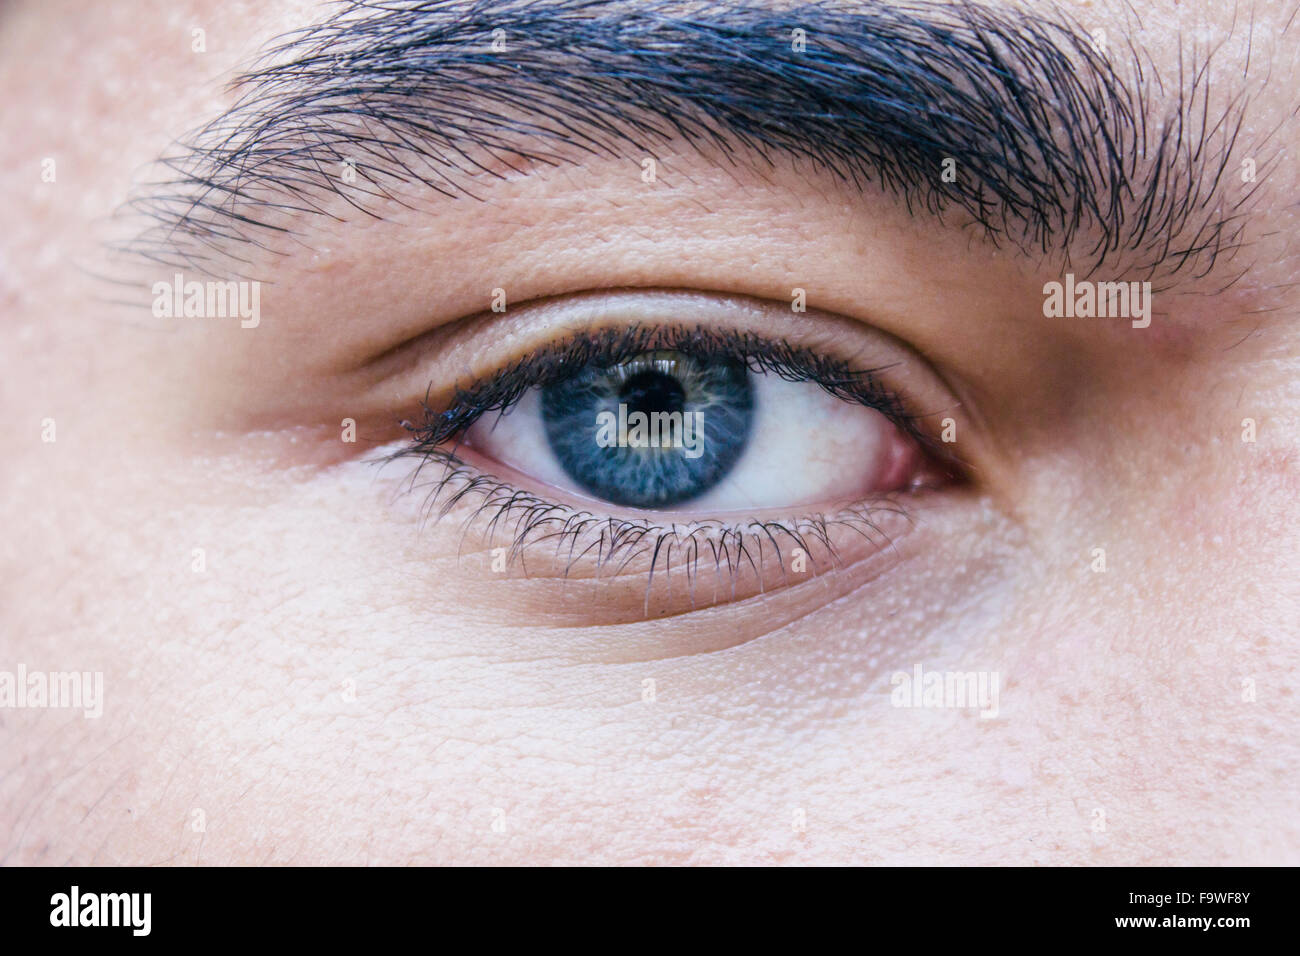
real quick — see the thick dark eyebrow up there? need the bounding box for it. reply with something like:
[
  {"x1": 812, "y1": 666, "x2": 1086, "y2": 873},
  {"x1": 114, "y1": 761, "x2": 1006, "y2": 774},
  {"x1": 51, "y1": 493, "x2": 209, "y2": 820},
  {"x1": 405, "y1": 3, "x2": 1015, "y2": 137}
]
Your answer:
[{"x1": 119, "y1": 0, "x2": 1266, "y2": 285}]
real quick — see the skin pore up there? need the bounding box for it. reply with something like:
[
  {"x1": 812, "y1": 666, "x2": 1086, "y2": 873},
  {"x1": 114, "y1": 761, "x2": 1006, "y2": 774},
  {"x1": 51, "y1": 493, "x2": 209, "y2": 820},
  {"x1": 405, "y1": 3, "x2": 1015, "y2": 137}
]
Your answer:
[{"x1": 2, "y1": 0, "x2": 1299, "y2": 864}]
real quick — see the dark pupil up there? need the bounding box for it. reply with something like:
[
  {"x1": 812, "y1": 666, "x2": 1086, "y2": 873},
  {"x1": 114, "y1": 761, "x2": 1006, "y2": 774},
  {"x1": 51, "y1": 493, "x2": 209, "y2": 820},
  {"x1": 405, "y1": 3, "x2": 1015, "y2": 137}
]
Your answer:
[
  {"x1": 540, "y1": 350, "x2": 753, "y2": 509},
  {"x1": 619, "y1": 370, "x2": 685, "y2": 418}
]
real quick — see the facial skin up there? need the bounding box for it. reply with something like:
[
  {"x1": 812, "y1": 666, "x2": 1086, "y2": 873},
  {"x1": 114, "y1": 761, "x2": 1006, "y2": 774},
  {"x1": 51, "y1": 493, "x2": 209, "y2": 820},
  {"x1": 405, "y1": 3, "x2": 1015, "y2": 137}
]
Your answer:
[{"x1": 2, "y1": 0, "x2": 1298, "y2": 866}]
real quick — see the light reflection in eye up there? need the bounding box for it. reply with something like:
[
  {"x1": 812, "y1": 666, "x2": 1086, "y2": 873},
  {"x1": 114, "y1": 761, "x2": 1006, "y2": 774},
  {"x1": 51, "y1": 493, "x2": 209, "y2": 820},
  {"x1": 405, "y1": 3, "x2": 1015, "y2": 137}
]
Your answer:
[
  {"x1": 538, "y1": 349, "x2": 753, "y2": 508},
  {"x1": 384, "y1": 309, "x2": 961, "y2": 598},
  {"x1": 465, "y1": 346, "x2": 926, "y2": 514}
]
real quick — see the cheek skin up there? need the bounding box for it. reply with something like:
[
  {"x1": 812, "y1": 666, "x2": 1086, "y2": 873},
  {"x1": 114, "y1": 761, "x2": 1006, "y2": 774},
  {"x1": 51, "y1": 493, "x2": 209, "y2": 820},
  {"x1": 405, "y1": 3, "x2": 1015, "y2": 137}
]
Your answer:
[
  {"x1": 4, "y1": 0, "x2": 1300, "y2": 868},
  {"x1": 3, "y1": 422, "x2": 1296, "y2": 865}
]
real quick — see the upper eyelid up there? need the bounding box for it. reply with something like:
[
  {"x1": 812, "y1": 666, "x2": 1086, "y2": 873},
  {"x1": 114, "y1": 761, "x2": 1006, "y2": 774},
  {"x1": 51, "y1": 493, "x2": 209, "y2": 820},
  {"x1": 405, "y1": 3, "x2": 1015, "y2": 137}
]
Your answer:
[
  {"x1": 402, "y1": 323, "x2": 889, "y2": 434},
  {"x1": 394, "y1": 317, "x2": 966, "y2": 479},
  {"x1": 367, "y1": 292, "x2": 966, "y2": 605}
]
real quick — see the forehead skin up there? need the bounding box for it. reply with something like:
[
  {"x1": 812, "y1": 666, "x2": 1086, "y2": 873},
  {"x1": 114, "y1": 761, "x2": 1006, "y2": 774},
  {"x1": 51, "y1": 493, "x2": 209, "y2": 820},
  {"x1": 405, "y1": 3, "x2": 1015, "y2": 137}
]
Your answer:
[{"x1": 1, "y1": 0, "x2": 1298, "y2": 865}]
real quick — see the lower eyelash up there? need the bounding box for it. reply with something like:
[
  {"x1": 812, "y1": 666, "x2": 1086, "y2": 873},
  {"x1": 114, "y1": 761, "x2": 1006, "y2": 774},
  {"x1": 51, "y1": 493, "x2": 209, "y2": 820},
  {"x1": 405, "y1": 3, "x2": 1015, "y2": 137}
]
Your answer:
[{"x1": 384, "y1": 446, "x2": 915, "y2": 610}]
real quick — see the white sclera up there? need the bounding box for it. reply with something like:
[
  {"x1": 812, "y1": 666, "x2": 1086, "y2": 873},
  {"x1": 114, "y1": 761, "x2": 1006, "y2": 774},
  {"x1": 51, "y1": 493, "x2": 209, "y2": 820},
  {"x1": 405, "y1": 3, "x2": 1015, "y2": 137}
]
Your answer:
[{"x1": 463, "y1": 372, "x2": 910, "y2": 514}]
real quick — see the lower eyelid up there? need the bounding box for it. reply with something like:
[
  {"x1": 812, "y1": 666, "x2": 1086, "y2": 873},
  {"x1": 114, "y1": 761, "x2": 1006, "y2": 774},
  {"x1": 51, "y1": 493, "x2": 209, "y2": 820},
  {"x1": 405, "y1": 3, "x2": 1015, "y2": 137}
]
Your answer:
[
  {"x1": 366, "y1": 290, "x2": 976, "y2": 613},
  {"x1": 377, "y1": 436, "x2": 935, "y2": 615}
]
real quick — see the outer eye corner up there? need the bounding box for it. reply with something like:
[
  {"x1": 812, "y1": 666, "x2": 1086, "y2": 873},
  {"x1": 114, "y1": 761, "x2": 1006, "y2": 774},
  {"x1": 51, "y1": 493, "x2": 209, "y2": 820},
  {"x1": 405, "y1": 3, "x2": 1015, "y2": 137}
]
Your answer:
[
  {"x1": 373, "y1": 293, "x2": 981, "y2": 610},
  {"x1": 453, "y1": 323, "x2": 959, "y2": 518}
]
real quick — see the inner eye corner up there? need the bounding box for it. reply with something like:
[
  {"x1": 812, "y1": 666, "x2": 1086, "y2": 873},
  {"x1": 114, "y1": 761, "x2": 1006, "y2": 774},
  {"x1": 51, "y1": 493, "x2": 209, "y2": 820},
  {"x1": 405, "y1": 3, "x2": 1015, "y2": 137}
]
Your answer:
[{"x1": 384, "y1": 289, "x2": 983, "y2": 528}]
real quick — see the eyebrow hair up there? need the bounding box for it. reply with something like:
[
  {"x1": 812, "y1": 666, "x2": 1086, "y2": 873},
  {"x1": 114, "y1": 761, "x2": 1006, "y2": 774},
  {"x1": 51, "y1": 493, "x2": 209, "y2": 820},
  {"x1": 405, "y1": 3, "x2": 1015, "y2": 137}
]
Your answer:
[{"x1": 118, "y1": 0, "x2": 1268, "y2": 286}]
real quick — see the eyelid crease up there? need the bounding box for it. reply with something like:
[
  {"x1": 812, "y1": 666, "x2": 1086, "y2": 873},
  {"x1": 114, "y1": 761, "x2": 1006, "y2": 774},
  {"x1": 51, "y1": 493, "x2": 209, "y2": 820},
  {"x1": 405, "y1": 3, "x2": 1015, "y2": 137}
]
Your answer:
[
  {"x1": 366, "y1": 302, "x2": 972, "y2": 612},
  {"x1": 389, "y1": 321, "x2": 967, "y2": 477}
]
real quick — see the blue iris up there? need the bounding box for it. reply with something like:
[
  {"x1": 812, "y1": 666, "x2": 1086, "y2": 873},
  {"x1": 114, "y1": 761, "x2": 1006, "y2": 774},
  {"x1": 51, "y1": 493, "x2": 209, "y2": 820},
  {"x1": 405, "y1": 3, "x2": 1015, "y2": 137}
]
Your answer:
[{"x1": 541, "y1": 350, "x2": 753, "y2": 508}]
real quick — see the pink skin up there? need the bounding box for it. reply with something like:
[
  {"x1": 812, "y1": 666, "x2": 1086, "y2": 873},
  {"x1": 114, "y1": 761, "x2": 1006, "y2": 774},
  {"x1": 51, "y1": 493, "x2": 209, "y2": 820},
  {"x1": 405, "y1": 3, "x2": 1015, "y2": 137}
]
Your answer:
[{"x1": 2, "y1": 0, "x2": 1299, "y2": 865}]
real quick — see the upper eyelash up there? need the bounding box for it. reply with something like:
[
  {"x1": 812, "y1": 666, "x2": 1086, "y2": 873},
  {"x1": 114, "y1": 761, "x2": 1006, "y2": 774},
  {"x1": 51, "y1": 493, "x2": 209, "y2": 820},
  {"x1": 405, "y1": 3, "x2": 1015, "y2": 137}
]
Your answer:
[
  {"x1": 373, "y1": 322, "x2": 952, "y2": 604},
  {"x1": 393, "y1": 322, "x2": 932, "y2": 453}
]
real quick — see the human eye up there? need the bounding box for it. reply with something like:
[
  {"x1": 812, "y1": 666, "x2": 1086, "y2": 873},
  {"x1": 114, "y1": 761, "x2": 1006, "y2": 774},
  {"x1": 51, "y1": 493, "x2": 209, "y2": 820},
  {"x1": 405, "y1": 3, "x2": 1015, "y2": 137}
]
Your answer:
[{"x1": 380, "y1": 288, "x2": 965, "y2": 605}]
